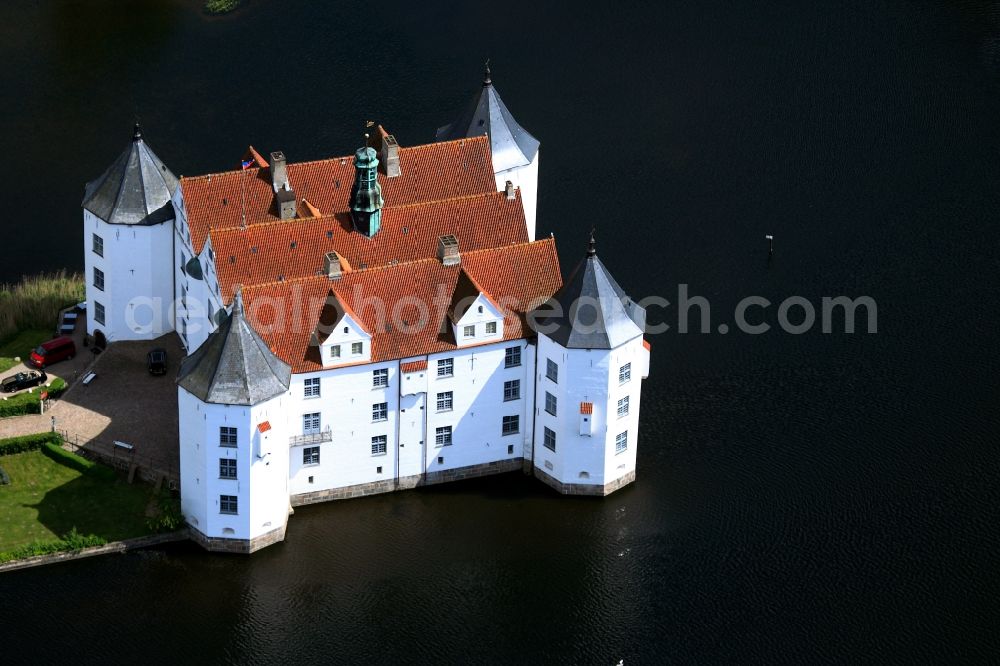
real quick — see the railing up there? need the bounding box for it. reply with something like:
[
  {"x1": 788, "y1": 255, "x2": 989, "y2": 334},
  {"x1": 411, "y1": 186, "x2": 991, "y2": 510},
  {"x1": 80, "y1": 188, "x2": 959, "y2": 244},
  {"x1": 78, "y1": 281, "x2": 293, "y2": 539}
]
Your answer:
[
  {"x1": 289, "y1": 428, "x2": 332, "y2": 446},
  {"x1": 57, "y1": 429, "x2": 180, "y2": 488}
]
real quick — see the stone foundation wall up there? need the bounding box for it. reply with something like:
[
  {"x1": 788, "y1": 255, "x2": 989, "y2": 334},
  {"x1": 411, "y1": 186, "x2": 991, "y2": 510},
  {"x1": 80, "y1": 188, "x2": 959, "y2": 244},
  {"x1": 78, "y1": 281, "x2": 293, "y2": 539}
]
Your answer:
[
  {"x1": 534, "y1": 467, "x2": 636, "y2": 496},
  {"x1": 188, "y1": 522, "x2": 287, "y2": 554},
  {"x1": 423, "y1": 458, "x2": 522, "y2": 486}
]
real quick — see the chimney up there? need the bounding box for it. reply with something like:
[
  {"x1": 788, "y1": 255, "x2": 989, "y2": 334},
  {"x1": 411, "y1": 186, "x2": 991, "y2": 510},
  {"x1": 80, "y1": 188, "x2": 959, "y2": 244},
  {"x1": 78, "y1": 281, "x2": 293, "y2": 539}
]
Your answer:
[
  {"x1": 381, "y1": 133, "x2": 401, "y2": 178},
  {"x1": 323, "y1": 252, "x2": 343, "y2": 280},
  {"x1": 504, "y1": 180, "x2": 515, "y2": 200},
  {"x1": 437, "y1": 235, "x2": 460, "y2": 266},
  {"x1": 271, "y1": 151, "x2": 296, "y2": 220}
]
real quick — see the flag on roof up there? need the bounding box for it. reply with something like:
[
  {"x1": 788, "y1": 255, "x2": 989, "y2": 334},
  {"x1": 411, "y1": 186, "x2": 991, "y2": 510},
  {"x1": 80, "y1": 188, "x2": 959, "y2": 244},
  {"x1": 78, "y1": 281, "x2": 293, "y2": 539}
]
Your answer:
[{"x1": 241, "y1": 158, "x2": 254, "y2": 170}]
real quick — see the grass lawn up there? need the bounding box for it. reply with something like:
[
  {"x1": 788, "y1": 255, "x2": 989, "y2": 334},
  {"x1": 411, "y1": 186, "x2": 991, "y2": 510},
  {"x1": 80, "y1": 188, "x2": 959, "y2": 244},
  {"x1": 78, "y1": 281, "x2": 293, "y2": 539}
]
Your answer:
[
  {"x1": 0, "y1": 328, "x2": 51, "y2": 372},
  {"x1": 0, "y1": 449, "x2": 154, "y2": 553}
]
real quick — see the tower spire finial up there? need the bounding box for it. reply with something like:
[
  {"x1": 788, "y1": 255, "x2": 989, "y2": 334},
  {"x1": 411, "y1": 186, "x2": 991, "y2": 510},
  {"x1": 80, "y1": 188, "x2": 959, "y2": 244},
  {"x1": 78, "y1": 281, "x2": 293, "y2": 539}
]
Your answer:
[
  {"x1": 587, "y1": 227, "x2": 597, "y2": 257},
  {"x1": 132, "y1": 121, "x2": 142, "y2": 142},
  {"x1": 483, "y1": 58, "x2": 492, "y2": 87}
]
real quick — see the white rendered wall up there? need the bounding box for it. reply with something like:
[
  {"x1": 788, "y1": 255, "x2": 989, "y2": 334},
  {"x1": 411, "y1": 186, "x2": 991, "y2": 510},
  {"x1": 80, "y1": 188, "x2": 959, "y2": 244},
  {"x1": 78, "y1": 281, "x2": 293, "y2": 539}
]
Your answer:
[
  {"x1": 84, "y1": 211, "x2": 175, "y2": 342},
  {"x1": 172, "y1": 189, "x2": 223, "y2": 353},
  {"x1": 494, "y1": 151, "x2": 539, "y2": 240}
]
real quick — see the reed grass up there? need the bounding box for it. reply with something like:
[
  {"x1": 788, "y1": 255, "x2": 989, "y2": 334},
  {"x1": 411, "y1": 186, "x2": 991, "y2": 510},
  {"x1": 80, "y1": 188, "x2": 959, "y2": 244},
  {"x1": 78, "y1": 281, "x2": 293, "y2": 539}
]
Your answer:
[{"x1": 0, "y1": 271, "x2": 84, "y2": 344}]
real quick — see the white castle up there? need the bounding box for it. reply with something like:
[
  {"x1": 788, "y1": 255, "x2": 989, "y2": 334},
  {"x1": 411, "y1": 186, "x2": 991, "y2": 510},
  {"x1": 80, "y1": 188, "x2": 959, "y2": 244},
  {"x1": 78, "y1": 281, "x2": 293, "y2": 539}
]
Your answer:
[{"x1": 81, "y1": 67, "x2": 650, "y2": 553}]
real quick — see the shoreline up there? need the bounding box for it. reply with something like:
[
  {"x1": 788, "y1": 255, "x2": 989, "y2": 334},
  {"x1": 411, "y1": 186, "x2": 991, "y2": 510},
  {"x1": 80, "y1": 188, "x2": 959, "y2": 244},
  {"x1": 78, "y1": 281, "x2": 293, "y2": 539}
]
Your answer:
[{"x1": 0, "y1": 530, "x2": 188, "y2": 573}]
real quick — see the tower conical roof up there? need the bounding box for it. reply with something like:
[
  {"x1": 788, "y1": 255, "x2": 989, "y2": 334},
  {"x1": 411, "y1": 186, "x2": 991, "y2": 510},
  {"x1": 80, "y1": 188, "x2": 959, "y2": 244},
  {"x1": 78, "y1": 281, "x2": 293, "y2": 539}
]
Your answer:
[
  {"x1": 436, "y1": 65, "x2": 539, "y2": 172},
  {"x1": 177, "y1": 291, "x2": 291, "y2": 405},
  {"x1": 82, "y1": 123, "x2": 179, "y2": 226},
  {"x1": 532, "y1": 234, "x2": 645, "y2": 349}
]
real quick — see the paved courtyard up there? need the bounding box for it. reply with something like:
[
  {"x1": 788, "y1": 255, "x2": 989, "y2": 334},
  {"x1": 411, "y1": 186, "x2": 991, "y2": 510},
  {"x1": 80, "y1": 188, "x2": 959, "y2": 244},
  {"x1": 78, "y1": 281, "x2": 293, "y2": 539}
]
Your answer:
[{"x1": 0, "y1": 331, "x2": 183, "y2": 483}]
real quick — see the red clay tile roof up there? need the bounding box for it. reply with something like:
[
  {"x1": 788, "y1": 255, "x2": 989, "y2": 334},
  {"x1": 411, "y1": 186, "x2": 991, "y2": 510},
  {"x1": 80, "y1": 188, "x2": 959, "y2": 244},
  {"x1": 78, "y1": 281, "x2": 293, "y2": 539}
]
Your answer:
[
  {"x1": 211, "y1": 190, "x2": 528, "y2": 303},
  {"x1": 580, "y1": 402, "x2": 594, "y2": 415},
  {"x1": 242, "y1": 238, "x2": 561, "y2": 372},
  {"x1": 181, "y1": 135, "x2": 497, "y2": 254},
  {"x1": 400, "y1": 360, "x2": 428, "y2": 373},
  {"x1": 243, "y1": 146, "x2": 270, "y2": 169}
]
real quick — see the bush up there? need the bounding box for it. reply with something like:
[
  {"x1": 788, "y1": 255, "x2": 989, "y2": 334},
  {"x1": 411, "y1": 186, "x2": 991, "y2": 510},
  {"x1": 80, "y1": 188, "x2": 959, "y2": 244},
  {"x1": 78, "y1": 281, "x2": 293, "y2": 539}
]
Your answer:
[
  {"x1": 0, "y1": 272, "x2": 84, "y2": 344},
  {"x1": 0, "y1": 528, "x2": 106, "y2": 564},
  {"x1": 146, "y1": 492, "x2": 184, "y2": 533},
  {"x1": 0, "y1": 432, "x2": 61, "y2": 456},
  {"x1": 40, "y1": 442, "x2": 116, "y2": 481},
  {"x1": 204, "y1": 0, "x2": 242, "y2": 15}
]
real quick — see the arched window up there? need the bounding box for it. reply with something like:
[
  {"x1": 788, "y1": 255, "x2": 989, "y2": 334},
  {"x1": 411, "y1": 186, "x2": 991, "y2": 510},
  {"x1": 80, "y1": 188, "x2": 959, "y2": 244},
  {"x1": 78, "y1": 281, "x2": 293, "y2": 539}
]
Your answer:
[{"x1": 578, "y1": 471, "x2": 590, "y2": 479}]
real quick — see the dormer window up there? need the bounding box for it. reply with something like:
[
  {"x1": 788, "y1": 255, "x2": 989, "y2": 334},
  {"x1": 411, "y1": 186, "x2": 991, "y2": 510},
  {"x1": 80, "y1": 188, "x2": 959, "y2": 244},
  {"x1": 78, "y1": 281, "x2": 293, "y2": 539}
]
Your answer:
[
  {"x1": 330, "y1": 345, "x2": 341, "y2": 359},
  {"x1": 352, "y1": 342, "x2": 363, "y2": 355},
  {"x1": 463, "y1": 325, "x2": 475, "y2": 338},
  {"x1": 486, "y1": 321, "x2": 497, "y2": 335}
]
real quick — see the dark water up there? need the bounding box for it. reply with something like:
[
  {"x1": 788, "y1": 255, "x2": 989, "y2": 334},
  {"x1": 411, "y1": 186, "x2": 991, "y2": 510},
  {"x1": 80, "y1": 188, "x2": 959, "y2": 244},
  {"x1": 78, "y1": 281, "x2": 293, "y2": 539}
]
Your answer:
[{"x1": 2, "y1": 0, "x2": 999, "y2": 662}]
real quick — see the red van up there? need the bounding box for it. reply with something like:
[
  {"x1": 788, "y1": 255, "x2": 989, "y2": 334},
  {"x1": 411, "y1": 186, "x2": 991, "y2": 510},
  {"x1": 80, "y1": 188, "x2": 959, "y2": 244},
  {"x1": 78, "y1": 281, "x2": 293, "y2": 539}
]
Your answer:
[{"x1": 29, "y1": 337, "x2": 76, "y2": 369}]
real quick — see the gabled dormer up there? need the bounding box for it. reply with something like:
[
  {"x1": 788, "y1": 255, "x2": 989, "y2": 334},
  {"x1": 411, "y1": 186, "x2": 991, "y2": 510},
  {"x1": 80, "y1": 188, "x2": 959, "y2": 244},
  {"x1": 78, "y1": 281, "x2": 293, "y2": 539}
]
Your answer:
[
  {"x1": 448, "y1": 270, "x2": 504, "y2": 347},
  {"x1": 312, "y1": 289, "x2": 372, "y2": 366}
]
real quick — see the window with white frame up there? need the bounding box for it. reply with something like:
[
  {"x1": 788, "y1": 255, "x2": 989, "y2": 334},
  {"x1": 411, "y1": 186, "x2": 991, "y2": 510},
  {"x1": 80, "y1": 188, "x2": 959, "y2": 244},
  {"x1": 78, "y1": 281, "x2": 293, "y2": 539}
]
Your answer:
[
  {"x1": 303, "y1": 446, "x2": 320, "y2": 466},
  {"x1": 486, "y1": 321, "x2": 497, "y2": 334},
  {"x1": 545, "y1": 392, "x2": 557, "y2": 416},
  {"x1": 615, "y1": 431, "x2": 628, "y2": 453},
  {"x1": 617, "y1": 396, "x2": 630, "y2": 418},
  {"x1": 371, "y1": 435, "x2": 387, "y2": 455},
  {"x1": 543, "y1": 427, "x2": 556, "y2": 452},
  {"x1": 352, "y1": 341, "x2": 363, "y2": 355},
  {"x1": 463, "y1": 324, "x2": 475, "y2": 337},
  {"x1": 437, "y1": 358, "x2": 453, "y2": 377},
  {"x1": 546, "y1": 358, "x2": 558, "y2": 383},
  {"x1": 503, "y1": 379, "x2": 520, "y2": 401},
  {"x1": 502, "y1": 415, "x2": 519, "y2": 436},
  {"x1": 92, "y1": 233, "x2": 103, "y2": 257},
  {"x1": 304, "y1": 377, "x2": 321, "y2": 398},
  {"x1": 372, "y1": 402, "x2": 388, "y2": 422},
  {"x1": 435, "y1": 426, "x2": 452, "y2": 447},
  {"x1": 302, "y1": 412, "x2": 320, "y2": 434},
  {"x1": 220, "y1": 495, "x2": 238, "y2": 514},
  {"x1": 619, "y1": 362, "x2": 632, "y2": 384},
  {"x1": 505, "y1": 346, "x2": 521, "y2": 368},
  {"x1": 93, "y1": 267, "x2": 104, "y2": 291},
  {"x1": 219, "y1": 458, "x2": 237, "y2": 479},
  {"x1": 94, "y1": 301, "x2": 106, "y2": 325},
  {"x1": 373, "y1": 368, "x2": 388, "y2": 387},
  {"x1": 330, "y1": 344, "x2": 341, "y2": 359},
  {"x1": 436, "y1": 391, "x2": 453, "y2": 411},
  {"x1": 219, "y1": 426, "x2": 237, "y2": 447}
]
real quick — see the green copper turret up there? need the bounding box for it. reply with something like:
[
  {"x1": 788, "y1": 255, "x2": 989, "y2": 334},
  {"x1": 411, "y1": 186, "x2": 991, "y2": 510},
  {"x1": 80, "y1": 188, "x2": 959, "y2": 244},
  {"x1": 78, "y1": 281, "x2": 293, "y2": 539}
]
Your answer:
[{"x1": 350, "y1": 146, "x2": 383, "y2": 237}]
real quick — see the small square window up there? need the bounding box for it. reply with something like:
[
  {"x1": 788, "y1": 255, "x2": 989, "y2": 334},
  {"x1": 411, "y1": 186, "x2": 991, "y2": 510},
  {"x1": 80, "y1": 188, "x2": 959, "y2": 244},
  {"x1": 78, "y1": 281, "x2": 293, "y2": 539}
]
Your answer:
[
  {"x1": 377, "y1": 466, "x2": 383, "y2": 474},
  {"x1": 373, "y1": 368, "x2": 389, "y2": 387},
  {"x1": 371, "y1": 435, "x2": 387, "y2": 455},
  {"x1": 330, "y1": 344, "x2": 341, "y2": 359},
  {"x1": 372, "y1": 402, "x2": 388, "y2": 422},
  {"x1": 219, "y1": 458, "x2": 237, "y2": 479},
  {"x1": 219, "y1": 494, "x2": 238, "y2": 515},
  {"x1": 437, "y1": 456, "x2": 444, "y2": 464},
  {"x1": 302, "y1": 412, "x2": 320, "y2": 434},
  {"x1": 308, "y1": 476, "x2": 314, "y2": 484},
  {"x1": 219, "y1": 426, "x2": 237, "y2": 447},
  {"x1": 304, "y1": 377, "x2": 321, "y2": 398},
  {"x1": 94, "y1": 301, "x2": 106, "y2": 326},
  {"x1": 485, "y1": 321, "x2": 497, "y2": 335},
  {"x1": 617, "y1": 396, "x2": 630, "y2": 418},
  {"x1": 352, "y1": 341, "x2": 363, "y2": 355},
  {"x1": 619, "y1": 363, "x2": 632, "y2": 384},
  {"x1": 546, "y1": 358, "x2": 558, "y2": 383},
  {"x1": 93, "y1": 267, "x2": 105, "y2": 291},
  {"x1": 436, "y1": 391, "x2": 453, "y2": 411},
  {"x1": 92, "y1": 233, "x2": 104, "y2": 257},
  {"x1": 435, "y1": 426, "x2": 452, "y2": 447},
  {"x1": 437, "y1": 358, "x2": 454, "y2": 377},
  {"x1": 545, "y1": 392, "x2": 557, "y2": 416},
  {"x1": 303, "y1": 446, "x2": 320, "y2": 466},
  {"x1": 463, "y1": 324, "x2": 475, "y2": 337},
  {"x1": 543, "y1": 427, "x2": 556, "y2": 452},
  {"x1": 503, "y1": 379, "x2": 520, "y2": 401},
  {"x1": 505, "y1": 346, "x2": 521, "y2": 368},
  {"x1": 502, "y1": 415, "x2": 519, "y2": 436},
  {"x1": 615, "y1": 431, "x2": 628, "y2": 453},
  {"x1": 507, "y1": 444, "x2": 514, "y2": 454}
]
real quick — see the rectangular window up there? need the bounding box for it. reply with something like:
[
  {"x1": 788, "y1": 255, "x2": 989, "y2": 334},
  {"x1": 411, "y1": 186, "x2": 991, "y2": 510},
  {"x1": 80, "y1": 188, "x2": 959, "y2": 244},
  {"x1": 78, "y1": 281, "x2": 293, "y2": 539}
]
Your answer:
[
  {"x1": 93, "y1": 267, "x2": 105, "y2": 291},
  {"x1": 437, "y1": 358, "x2": 454, "y2": 377},
  {"x1": 435, "y1": 426, "x2": 453, "y2": 447},
  {"x1": 543, "y1": 427, "x2": 556, "y2": 452},
  {"x1": 302, "y1": 412, "x2": 320, "y2": 434},
  {"x1": 92, "y1": 233, "x2": 103, "y2": 257},
  {"x1": 372, "y1": 402, "x2": 388, "y2": 422},
  {"x1": 486, "y1": 321, "x2": 497, "y2": 335},
  {"x1": 330, "y1": 344, "x2": 341, "y2": 359},
  {"x1": 219, "y1": 426, "x2": 237, "y2": 447},
  {"x1": 616, "y1": 431, "x2": 628, "y2": 453},
  {"x1": 352, "y1": 341, "x2": 363, "y2": 355},
  {"x1": 371, "y1": 435, "x2": 387, "y2": 456},
  {"x1": 546, "y1": 358, "x2": 558, "y2": 383},
  {"x1": 619, "y1": 362, "x2": 632, "y2": 384},
  {"x1": 303, "y1": 377, "x2": 321, "y2": 398},
  {"x1": 220, "y1": 495, "x2": 238, "y2": 514},
  {"x1": 502, "y1": 415, "x2": 519, "y2": 436},
  {"x1": 436, "y1": 391, "x2": 453, "y2": 411},
  {"x1": 463, "y1": 324, "x2": 475, "y2": 337},
  {"x1": 373, "y1": 368, "x2": 388, "y2": 387},
  {"x1": 545, "y1": 392, "x2": 557, "y2": 416},
  {"x1": 303, "y1": 446, "x2": 320, "y2": 466},
  {"x1": 94, "y1": 301, "x2": 106, "y2": 326},
  {"x1": 617, "y1": 396, "x2": 630, "y2": 418},
  {"x1": 503, "y1": 379, "x2": 520, "y2": 401},
  {"x1": 219, "y1": 458, "x2": 237, "y2": 479},
  {"x1": 505, "y1": 346, "x2": 521, "y2": 368}
]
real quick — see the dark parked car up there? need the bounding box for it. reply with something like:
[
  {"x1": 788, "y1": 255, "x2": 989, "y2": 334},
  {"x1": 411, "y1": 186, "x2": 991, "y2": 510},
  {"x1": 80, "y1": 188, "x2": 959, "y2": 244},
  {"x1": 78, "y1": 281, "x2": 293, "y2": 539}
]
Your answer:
[
  {"x1": 1, "y1": 370, "x2": 47, "y2": 393},
  {"x1": 147, "y1": 348, "x2": 168, "y2": 376}
]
